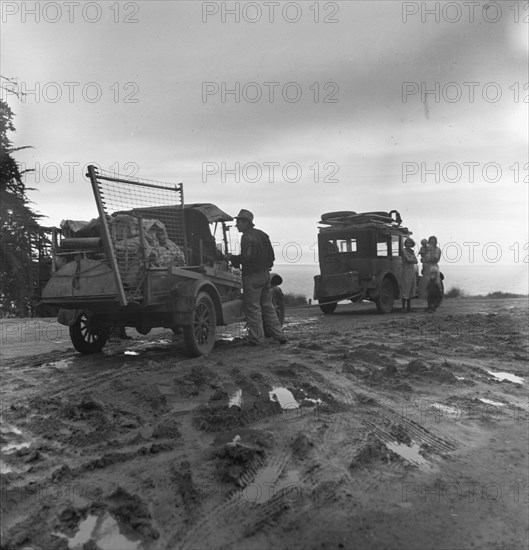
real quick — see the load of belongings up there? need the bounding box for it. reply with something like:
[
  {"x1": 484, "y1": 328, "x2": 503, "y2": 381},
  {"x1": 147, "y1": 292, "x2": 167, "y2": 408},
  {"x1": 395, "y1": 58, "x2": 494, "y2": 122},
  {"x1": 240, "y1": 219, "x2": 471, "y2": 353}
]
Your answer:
[{"x1": 60, "y1": 216, "x2": 186, "y2": 285}]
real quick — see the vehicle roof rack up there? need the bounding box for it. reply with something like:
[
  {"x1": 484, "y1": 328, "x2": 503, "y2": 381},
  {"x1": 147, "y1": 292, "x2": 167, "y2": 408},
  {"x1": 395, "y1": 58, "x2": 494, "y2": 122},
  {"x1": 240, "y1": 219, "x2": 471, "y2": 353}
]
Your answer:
[
  {"x1": 319, "y1": 221, "x2": 411, "y2": 234},
  {"x1": 318, "y1": 210, "x2": 412, "y2": 235},
  {"x1": 319, "y1": 210, "x2": 402, "y2": 226}
]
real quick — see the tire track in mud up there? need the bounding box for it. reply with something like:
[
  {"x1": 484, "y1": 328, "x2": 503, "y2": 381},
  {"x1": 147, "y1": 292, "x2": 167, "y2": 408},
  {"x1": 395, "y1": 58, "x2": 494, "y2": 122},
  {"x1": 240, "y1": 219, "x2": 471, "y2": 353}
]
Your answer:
[
  {"x1": 2, "y1": 441, "x2": 176, "y2": 524},
  {"x1": 40, "y1": 361, "x2": 156, "y2": 397},
  {"x1": 48, "y1": 354, "x2": 199, "y2": 402},
  {"x1": 284, "y1": 467, "x2": 353, "y2": 547},
  {"x1": 269, "y1": 365, "x2": 357, "y2": 409},
  {"x1": 315, "y1": 415, "x2": 387, "y2": 484},
  {"x1": 5, "y1": 359, "x2": 169, "y2": 428},
  {"x1": 347, "y1": 391, "x2": 460, "y2": 456},
  {"x1": 237, "y1": 454, "x2": 266, "y2": 488},
  {"x1": 250, "y1": 452, "x2": 290, "y2": 494},
  {"x1": 361, "y1": 420, "x2": 430, "y2": 469},
  {"x1": 3, "y1": 359, "x2": 128, "y2": 404},
  {"x1": 285, "y1": 402, "x2": 459, "y2": 549},
  {"x1": 318, "y1": 414, "x2": 365, "y2": 467},
  {"x1": 171, "y1": 451, "x2": 291, "y2": 550},
  {"x1": 316, "y1": 372, "x2": 357, "y2": 406},
  {"x1": 366, "y1": 407, "x2": 459, "y2": 454},
  {"x1": 2, "y1": 351, "x2": 70, "y2": 371}
]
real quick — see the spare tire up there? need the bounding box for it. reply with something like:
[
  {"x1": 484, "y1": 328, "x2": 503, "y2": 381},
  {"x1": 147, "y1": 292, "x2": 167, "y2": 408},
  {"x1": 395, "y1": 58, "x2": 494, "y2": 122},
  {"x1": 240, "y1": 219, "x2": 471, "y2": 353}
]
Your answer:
[
  {"x1": 360, "y1": 211, "x2": 392, "y2": 219},
  {"x1": 321, "y1": 211, "x2": 356, "y2": 221}
]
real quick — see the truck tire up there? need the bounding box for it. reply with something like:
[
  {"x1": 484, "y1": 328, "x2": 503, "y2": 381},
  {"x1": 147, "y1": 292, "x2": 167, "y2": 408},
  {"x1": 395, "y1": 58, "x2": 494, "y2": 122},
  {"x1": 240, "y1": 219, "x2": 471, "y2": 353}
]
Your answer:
[
  {"x1": 375, "y1": 278, "x2": 395, "y2": 314},
  {"x1": 184, "y1": 292, "x2": 217, "y2": 356},
  {"x1": 319, "y1": 301, "x2": 337, "y2": 314},
  {"x1": 70, "y1": 311, "x2": 109, "y2": 354}
]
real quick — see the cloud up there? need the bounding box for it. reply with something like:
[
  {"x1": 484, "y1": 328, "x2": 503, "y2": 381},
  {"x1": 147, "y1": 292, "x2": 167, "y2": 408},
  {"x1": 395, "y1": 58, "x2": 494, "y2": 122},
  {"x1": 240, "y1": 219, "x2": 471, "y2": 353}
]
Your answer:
[{"x1": 2, "y1": 0, "x2": 526, "y2": 268}]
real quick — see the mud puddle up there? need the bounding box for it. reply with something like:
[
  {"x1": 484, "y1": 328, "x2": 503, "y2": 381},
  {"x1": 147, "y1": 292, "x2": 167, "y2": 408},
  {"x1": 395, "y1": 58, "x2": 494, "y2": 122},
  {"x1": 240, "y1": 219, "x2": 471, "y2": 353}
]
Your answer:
[
  {"x1": 283, "y1": 316, "x2": 318, "y2": 337},
  {"x1": 487, "y1": 371, "x2": 525, "y2": 384},
  {"x1": 42, "y1": 359, "x2": 74, "y2": 369},
  {"x1": 2, "y1": 441, "x2": 31, "y2": 452},
  {"x1": 478, "y1": 397, "x2": 506, "y2": 407},
  {"x1": 386, "y1": 440, "x2": 433, "y2": 469},
  {"x1": 283, "y1": 317, "x2": 317, "y2": 328},
  {"x1": 229, "y1": 388, "x2": 243, "y2": 408},
  {"x1": 0, "y1": 462, "x2": 15, "y2": 474},
  {"x1": 1, "y1": 424, "x2": 34, "y2": 452},
  {"x1": 1, "y1": 424, "x2": 23, "y2": 435},
  {"x1": 217, "y1": 322, "x2": 247, "y2": 342},
  {"x1": 1, "y1": 424, "x2": 36, "y2": 475},
  {"x1": 56, "y1": 511, "x2": 143, "y2": 549},
  {"x1": 269, "y1": 387, "x2": 299, "y2": 409}
]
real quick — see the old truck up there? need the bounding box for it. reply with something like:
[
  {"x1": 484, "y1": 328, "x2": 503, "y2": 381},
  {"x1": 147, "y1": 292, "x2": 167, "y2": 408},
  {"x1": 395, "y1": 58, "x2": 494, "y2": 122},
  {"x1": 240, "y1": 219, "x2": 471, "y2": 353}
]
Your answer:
[
  {"x1": 313, "y1": 210, "x2": 414, "y2": 314},
  {"x1": 41, "y1": 166, "x2": 284, "y2": 356}
]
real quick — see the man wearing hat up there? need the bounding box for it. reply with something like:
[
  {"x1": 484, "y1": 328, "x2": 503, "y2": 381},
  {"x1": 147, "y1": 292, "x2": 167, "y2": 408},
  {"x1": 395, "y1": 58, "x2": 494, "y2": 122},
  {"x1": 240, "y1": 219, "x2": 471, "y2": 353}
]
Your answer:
[{"x1": 227, "y1": 209, "x2": 287, "y2": 345}]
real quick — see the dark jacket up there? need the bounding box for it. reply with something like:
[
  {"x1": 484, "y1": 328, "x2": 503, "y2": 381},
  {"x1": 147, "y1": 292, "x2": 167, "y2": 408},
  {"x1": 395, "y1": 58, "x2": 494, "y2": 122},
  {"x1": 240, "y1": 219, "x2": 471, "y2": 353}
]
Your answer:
[{"x1": 230, "y1": 227, "x2": 275, "y2": 275}]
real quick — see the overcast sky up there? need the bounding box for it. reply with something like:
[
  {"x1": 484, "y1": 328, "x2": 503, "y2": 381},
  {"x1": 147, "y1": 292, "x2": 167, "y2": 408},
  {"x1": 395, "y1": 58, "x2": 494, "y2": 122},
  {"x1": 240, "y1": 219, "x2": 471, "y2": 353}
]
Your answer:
[{"x1": 2, "y1": 1, "x2": 527, "y2": 267}]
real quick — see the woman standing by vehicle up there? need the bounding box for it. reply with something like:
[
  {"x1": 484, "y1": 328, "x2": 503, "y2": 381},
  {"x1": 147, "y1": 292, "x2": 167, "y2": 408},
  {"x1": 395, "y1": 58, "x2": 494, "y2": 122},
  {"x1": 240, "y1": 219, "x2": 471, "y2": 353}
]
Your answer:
[
  {"x1": 419, "y1": 235, "x2": 441, "y2": 298},
  {"x1": 401, "y1": 237, "x2": 418, "y2": 312}
]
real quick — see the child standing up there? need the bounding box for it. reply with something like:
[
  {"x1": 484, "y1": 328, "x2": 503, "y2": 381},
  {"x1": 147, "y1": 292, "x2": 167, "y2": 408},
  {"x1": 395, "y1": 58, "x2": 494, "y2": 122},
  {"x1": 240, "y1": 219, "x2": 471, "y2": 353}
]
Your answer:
[{"x1": 426, "y1": 266, "x2": 444, "y2": 312}]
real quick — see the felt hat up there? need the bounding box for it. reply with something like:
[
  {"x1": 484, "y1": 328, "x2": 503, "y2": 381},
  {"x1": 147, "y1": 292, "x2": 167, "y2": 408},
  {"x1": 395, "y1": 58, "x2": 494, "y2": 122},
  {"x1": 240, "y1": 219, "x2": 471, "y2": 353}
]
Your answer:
[{"x1": 234, "y1": 209, "x2": 254, "y2": 225}]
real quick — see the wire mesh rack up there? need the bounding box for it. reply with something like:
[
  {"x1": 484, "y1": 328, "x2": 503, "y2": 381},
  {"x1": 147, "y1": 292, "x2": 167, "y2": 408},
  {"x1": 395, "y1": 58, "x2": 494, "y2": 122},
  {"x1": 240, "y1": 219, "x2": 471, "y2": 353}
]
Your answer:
[{"x1": 86, "y1": 165, "x2": 186, "y2": 304}]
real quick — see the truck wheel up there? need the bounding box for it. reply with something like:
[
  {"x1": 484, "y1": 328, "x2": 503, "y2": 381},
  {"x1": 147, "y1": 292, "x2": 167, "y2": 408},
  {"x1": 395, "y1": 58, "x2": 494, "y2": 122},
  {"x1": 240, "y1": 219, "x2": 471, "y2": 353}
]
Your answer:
[
  {"x1": 375, "y1": 278, "x2": 395, "y2": 314},
  {"x1": 319, "y1": 301, "x2": 337, "y2": 314},
  {"x1": 184, "y1": 292, "x2": 217, "y2": 356},
  {"x1": 70, "y1": 311, "x2": 109, "y2": 354}
]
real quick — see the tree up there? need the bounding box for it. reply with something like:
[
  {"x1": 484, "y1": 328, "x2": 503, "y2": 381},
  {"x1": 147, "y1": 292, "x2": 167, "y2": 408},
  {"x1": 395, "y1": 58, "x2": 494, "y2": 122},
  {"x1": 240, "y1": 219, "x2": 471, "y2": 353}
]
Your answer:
[{"x1": 0, "y1": 95, "x2": 42, "y2": 316}]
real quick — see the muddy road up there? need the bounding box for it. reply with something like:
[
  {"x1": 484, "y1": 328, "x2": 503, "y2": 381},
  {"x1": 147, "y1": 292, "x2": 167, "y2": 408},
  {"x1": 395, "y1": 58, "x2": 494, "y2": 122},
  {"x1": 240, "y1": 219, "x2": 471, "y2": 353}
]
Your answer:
[{"x1": 1, "y1": 297, "x2": 528, "y2": 550}]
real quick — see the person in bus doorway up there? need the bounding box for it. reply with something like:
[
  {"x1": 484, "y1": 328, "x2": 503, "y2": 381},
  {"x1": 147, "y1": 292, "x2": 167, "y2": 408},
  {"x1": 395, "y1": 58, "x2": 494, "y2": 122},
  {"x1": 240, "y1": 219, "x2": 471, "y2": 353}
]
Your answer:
[
  {"x1": 227, "y1": 209, "x2": 288, "y2": 346},
  {"x1": 401, "y1": 237, "x2": 418, "y2": 312}
]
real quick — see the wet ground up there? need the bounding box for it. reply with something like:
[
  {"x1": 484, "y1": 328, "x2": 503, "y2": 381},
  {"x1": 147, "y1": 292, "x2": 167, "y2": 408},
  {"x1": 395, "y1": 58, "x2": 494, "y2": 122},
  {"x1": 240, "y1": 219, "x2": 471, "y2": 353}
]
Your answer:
[{"x1": 1, "y1": 297, "x2": 528, "y2": 549}]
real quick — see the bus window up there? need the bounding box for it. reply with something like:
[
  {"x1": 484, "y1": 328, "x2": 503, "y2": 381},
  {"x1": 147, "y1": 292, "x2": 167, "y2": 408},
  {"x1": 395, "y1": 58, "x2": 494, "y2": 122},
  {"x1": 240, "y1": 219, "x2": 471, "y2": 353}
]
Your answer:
[
  {"x1": 337, "y1": 239, "x2": 348, "y2": 252},
  {"x1": 391, "y1": 235, "x2": 400, "y2": 256},
  {"x1": 323, "y1": 238, "x2": 358, "y2": 255},
  {"x1": 377, "y1": 235, "x2": 389, "y2": 257}
]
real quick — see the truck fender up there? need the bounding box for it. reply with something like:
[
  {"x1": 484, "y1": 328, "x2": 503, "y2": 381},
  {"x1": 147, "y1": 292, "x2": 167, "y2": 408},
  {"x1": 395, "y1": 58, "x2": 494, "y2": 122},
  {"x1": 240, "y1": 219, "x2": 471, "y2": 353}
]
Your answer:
[
  {"x1": 371, "y1": 271, "x2": 400, "y2": 300},
  {"x1": 57, "y1": 308, "x2": 82, "y2": 326},
  {"x1": 172, "y1": 280, "x2": 225, "y2": 325}
]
